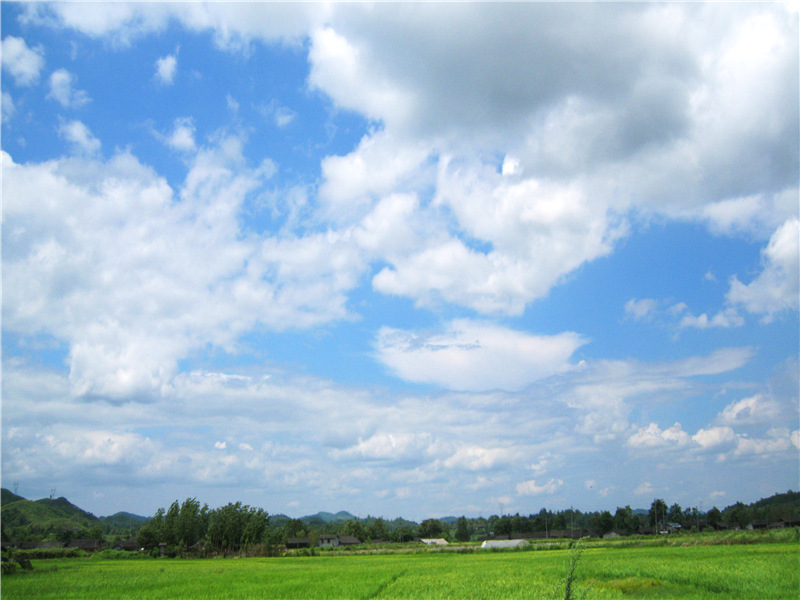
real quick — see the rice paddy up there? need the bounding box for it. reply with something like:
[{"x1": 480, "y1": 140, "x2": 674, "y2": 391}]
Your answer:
[{"x1": 2, "y1": 541, "x2": 798, "y2": 599}]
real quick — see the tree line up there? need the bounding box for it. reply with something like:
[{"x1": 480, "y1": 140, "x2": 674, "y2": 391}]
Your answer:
[{"x1": 134, "y1": 491, "x2": 799, "y2": 554}]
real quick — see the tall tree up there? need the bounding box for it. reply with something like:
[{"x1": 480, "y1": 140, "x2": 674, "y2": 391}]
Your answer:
[
  {"x1": 613, "y1": 506, "x2": 634, "y2": 534},
  {"x1": 667, "y1": 503, "x2": 683, "y2": 525},
  {"x1": 649, "y1": 499, "x2": 668, "y2": 530},
  {"x1": 454, "y1": 516, "x2": 470, "y2": 542}
]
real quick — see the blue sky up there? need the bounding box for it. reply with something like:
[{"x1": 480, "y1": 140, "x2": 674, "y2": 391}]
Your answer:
[{"x1": 2, "y1": 2, "x2": 798, "y2": 521}]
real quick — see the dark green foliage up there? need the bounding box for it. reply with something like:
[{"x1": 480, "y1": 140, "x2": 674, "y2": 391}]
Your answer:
[
  {"x1": 455, "y1": 516, "x2": 470, "y2": 542},
  {"x1": 418, "y1": 518, "x2": 444, "y2": 538}
]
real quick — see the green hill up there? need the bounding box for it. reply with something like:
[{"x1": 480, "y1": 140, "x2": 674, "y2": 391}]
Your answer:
[
  {"x1": 99, "y1": 511, "x2": 149, "y2": 530},
  {"x1": 750, "y1": 490, "x2": 800, "y2": 510},
  {"x1": 301, "y1": 510, "x2": 357, "y2": 524},
  {"x1": 1, "y1": 488, "x2": 25, "y2": 506},
  {"x1": 1, "y1": 495, "x2": 100, "y2": 530}
]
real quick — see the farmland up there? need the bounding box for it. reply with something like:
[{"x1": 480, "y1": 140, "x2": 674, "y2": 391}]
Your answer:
[{"x1": 2, "y1": 540, "x2": 798, "y2": 599}]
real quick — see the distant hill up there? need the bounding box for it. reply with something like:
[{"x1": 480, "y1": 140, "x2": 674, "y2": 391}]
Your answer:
[
  {"x1": 1, "y1": 489, "x2": 146, "y2": 541},
  {"x1": 749, "y1": 490, "x2": 800, "y2": 510},
  {"x1": 1, "y1": 488, "x2": 25, "y2": 506},
  {"x1": 99, "y1": 511, "x2": 149, "y2": 530},
  {"x1": 300, "y1": 510, "x2": 357, "y2": 524},
  {"x1": 1, "y1": 493, "x2": 100, "y2": 530}
]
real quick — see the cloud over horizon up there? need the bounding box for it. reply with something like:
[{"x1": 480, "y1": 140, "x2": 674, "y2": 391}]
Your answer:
[{"x1": 2, "y1": 2, "x2": 797, "y2": 520}]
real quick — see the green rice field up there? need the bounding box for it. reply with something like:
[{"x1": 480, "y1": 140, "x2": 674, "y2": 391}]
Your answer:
[{"x1": 2, "y1": 542, "x2": 798, "y2": 599}]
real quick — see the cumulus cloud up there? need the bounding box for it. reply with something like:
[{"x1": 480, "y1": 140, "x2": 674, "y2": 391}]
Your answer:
[
  {"x1": 375, "y1": 320, "x2": 586, "y2": 391},
  {"x1": 627, "y1": 422, "x2": 691, "y2": 449},
  {"x1": 679, "y1": 307, "x2": 744, "y2": 330},
  {"x1": 734, "y1": 428, "x2": 794, "y2": 456},
  {"x1": 2, "y1": 91, "x2": 16, "y2": 124},
  {"x1": 1, "y1": 36, "x2": 45, "y2": 86},
  {"x1": 443, "y1": 445, "x2": 517, "y2": 471},
  {"x1": 157, "y1": 117, "x2": 196, "y2": 152},
  {"x1": 1, "y1": 138, "x2": 319, "y2": 402},
  {"x1": 727, "y1": 218, "x2": 799, "y2": 321},
  {"x1": 634, "y1": 481, "x2": 655, "y2": 496},
  {"x1": 516, "y1": 478, "x2": 563, "y2": 496},
  {"x1": 625, "y1": 298, "x2": 659, "y2": 321},
  {"x1": 57, "y1": 119, "x2": 101, "y2": 155},
  {"x1": 371, "y1": 165, "x2": 626, "y2": 315},
  {"x1": 716, "y1": 393, "x2": 782, "y2": 426},
  {"x1": 47, "y1": 68, "x2": 90, "y2": 108},
  {"x1": 155, "y1": 51, "x2": 177, "y2": 85},
  {"x1": 692, "y1": 426, "x2": 736, "y2": 449}
]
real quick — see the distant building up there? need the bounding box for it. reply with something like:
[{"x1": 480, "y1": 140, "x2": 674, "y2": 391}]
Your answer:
[
  {"x1": 338, "y1": 535, "x2": 360, "y2": 546},
  {"x1": 419, "y1": 538, "x2": 448, "y2": 546},
  {"x1": 286, "y1": 537, "x2": 310, "y2": 549},
  {"x1": 481, "y1": 539, "x2": 529, "y2": 549},
  {"x1": 318, "y1": 534, "x2": 339, "y2": 548}
]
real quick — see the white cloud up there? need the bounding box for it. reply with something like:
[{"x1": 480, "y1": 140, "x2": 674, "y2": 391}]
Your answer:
[
  {"x1": 2, "y1": 140, "x2": 303, "y2": 401},
  {"x1": 443, "y1": 445, "x2": 517, "y2": 471},
  {"x1": 1, "y1": 36, "x2": 45, "y2": 86},
  {"x1": 634, "y1": 481, "x2": 655, "y2": 496},
  {"x1": 257, "y1": 99, "x2": 296, "y2": 128},
  {"x1": 319, "y1": 130, "x2": 431, "y2": 221},
  {"x1": 2, "y1": 91, "x2": 16, "y2": 124},
  {"x1": 159, "y1": 117, "x2": 196, "y2": 152},
  {"x1": 155, "y1": 51, "x2": 177, "y2": 85},
  {"x1": 692, "y1": 426, "x2": 736, "y2": 449},
  {"x1": 627, "y1": 422, "x2": 691, "y2": 449},
  {"x1": 308, "y1": 25, "x2": 413, "y2": 127},
  {"x1": 625, "y1": 298, "x2": 658, "y2": 321},
  {"x1": 371, "y1": 165, "x2": 626, "y2": 315},
  {"x1": 716, "y1": 393, "x2": 782, "y2": 426},
  {"x1": 332, "y1": 433, "x2": 439, "y2": 463},
  {"x1": 679, "y1": 307, "x2": 744, "y2": 329},
  {"x1": 375, "y1": 319, "x2": 586, "y2": 391},
  {"x1": 57, "y1": 120, "x2": 101, "y2": 155},
  {"x1": 734, "y1": 428, "x2": 794, "y2": 456},
  {"x1": 214, "y1": 441, "x2": 227, "y2": 449},
  {"x1": 516, "y1": 478, "x2": 563, "y2": 496},
  {"x1": 727, "y1": 218, "x2": 799, "y2": 321},
  {"x1": 47, "y1": 69, "x2": 90, "y2": 108}
]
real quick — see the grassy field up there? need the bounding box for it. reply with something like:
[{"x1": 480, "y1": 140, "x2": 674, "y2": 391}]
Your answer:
[{"x1": 2, "y1": 542, "x2": 798, "y2": 599}]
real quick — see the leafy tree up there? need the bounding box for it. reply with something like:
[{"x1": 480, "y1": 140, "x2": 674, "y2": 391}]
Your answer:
[
  {"x1": 284, "y1": 519, "x2": 306, "y2": 539},
  {"x1": 177, "y1": 498, "x2": 209, "y2": 549},
  {"x1": 613, "y1": 506, "x2": 634, "y2": 534},
  {"x1": 649, "y1": 499, "x2": 668, "y2": 530},
  {"x1": 667, "y1": 503, "x2": 683, "y2": 524},
  {"x1": 723, "y1": 502, "x2": 752, "y2": 529},
  {"x1": 367, "y1": 517, "x2": 388, "y2": 541},
  {"x1": 418, "y1": 518, "x2": 444, "y2": 538},
  {"x1": 342, "y1": 519, "x2": 365, "y2": 541},
  {"x1": 591, "y1": 510, "x2": 614, "y2": 535},
  {"x1": 206, "y1": 502, "x2": 268, "y2": 553},
  {"x1": 164, "y1": 500, "x2": 180, "y2": 546},
  {"x1": 706, "y1": 507, "x2": 722, "y2": 527},
  {"x1": 137, "y1": 507, "x2": 165, "y2": 549},
  {"x1": 493, "y1": 515, "x2": 512, "y2": 536},
  {"x1": 454, "y1": 516, "x2": 470, "y2": 542}
]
